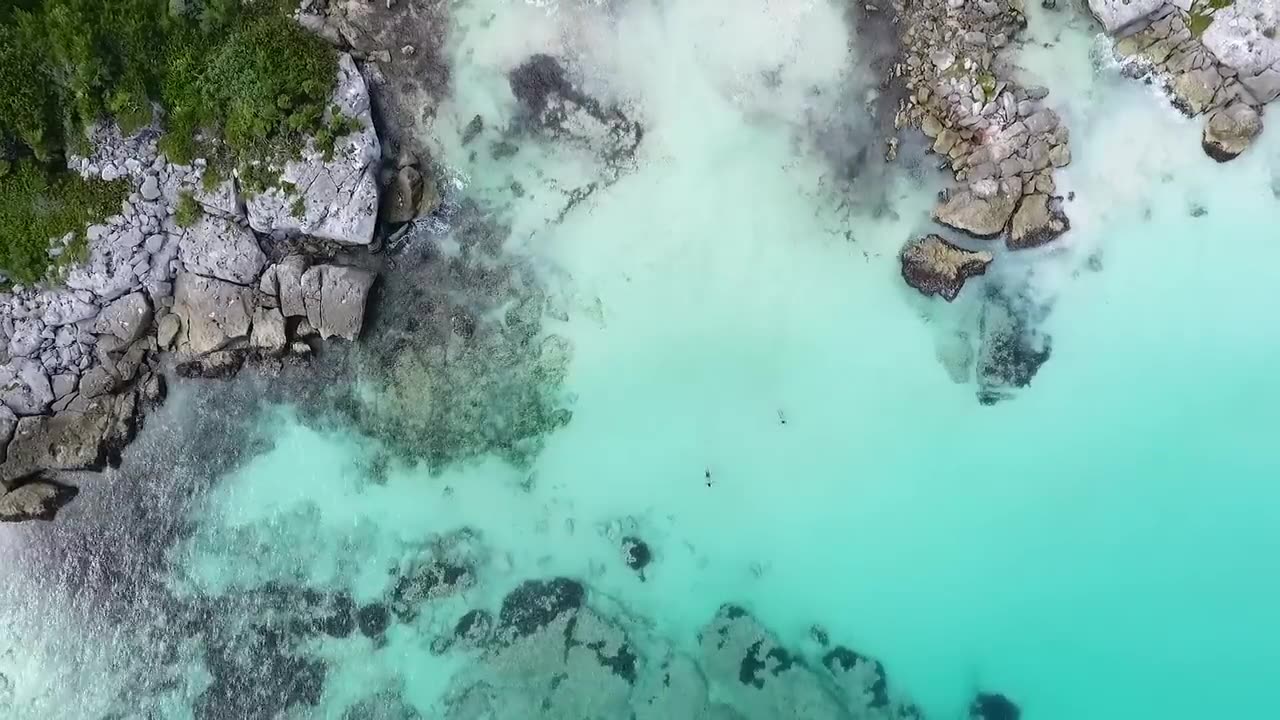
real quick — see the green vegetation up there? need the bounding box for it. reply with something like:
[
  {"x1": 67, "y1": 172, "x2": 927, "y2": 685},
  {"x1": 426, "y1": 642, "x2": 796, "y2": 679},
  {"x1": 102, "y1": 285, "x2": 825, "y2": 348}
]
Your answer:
[
  {"x1": 175, "y1": 190, "x2": 202, "y2": 228},
  {"x1": 0, "y1": 0, "x2": 340, "y2": 282},
  {"x1": 289, "y1": 196, "x2": 306, "y2": 219},
  {"x1": 0, "y1": 159, "x2": 126, "y2": 283}
]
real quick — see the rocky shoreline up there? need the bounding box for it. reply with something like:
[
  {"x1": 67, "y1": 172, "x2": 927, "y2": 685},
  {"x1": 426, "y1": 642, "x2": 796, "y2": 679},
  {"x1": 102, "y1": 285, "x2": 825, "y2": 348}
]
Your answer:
[{"x1": 0, "y1": 44, "x2": 413, "y2": 523}]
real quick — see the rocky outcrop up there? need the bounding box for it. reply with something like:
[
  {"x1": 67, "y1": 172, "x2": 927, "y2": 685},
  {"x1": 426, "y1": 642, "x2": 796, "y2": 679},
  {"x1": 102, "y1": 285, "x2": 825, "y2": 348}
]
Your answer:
[
  {"x1": 1105, "y1": 1, "x2": 1274, "y2": 161},
  {"x1": 1008, "y1": 193, "x2": 1070, "y2": 250},
  {"x1": 901, "y1": 235, "x2": 994, "y2": 301},
  {"x1": 0, "y1": 53, "x2": 385, "y2": 522},
  {"x1": 172, "y1": 273, "x2": 255, "y2": 356},
  {"x1": 0, "y1": 477, "x2": 78, "y2": 522},
  {"x1": 890, "y1": 0, "x2": 1073, "y2": 254},
  {"x1": 245, "y1": 54, "x2": 381, "y2": 245},
  {"x1": 1203, "y1": 102, "x2": 1264, "y2": 161}
]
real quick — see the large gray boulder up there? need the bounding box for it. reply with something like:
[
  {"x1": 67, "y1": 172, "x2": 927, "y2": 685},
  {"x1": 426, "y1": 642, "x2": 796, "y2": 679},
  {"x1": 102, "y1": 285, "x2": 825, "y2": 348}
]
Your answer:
[
  {"x1": 1087, "y1": 0, "x2": 1164, "y2": 34},
  {"x1": 1203, "y1": 102, "x2": 1264, "y2": 161},
  {"x1": 0, "y1": 391, "x2": 138, "y2": 487},
  {"x1": 94, "y1": 292, "x2": 152, "y2": 343},
  {"x1": 301, "y1": 265, "x2": 376, "y2": 341},
  {"x1": 179, "y1": 215, "x2": 267, "y2": 285},
  {"x1": 172, "y1": 273, "x2": 255, "y2": 355},
  {"x1": 0, "y1": 479, "x2": 78, "y2": 522},
  {"x1": 0, "y1": 358, "x2": 55, "y2": 416},
  {"x1": 274, "y1": 255, "x2": 311, "y2": 318},
  {"x1": 933, "y1": 189, "x2": 1019, "y2": 238},
  {"x1": 245, "y1": 54, "x2": 381, "y2": 245}
]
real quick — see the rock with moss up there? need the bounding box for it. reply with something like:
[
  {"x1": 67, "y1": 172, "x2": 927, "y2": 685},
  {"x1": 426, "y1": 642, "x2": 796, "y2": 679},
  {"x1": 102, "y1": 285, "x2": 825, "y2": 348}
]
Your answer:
[{"x1": 245, "y1": 54, "x2": 381, "y2": 245}]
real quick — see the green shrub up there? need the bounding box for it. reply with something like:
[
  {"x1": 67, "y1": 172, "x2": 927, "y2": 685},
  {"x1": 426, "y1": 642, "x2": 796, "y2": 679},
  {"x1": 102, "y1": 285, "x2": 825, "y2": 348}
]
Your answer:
[
  {"x1": 0, "y1": 159, "x2": 127, "y2": 283},
  {"x1": 0, "y1": 0, "x2": 342, "y2": 280},
  {"x1": 175, "y1": 189, "x2": 201, "y2": 227}
]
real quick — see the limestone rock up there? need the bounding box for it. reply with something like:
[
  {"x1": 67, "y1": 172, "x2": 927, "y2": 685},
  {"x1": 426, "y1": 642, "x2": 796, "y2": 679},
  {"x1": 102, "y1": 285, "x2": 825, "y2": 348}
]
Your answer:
[
  {"x1": 179, "y1": 215, "x2": 267, "y2": 285},
  {"x1": 0, "y1": 398, "x2": 116, "y2": 485},
  {"x1": 275, "y1": 256, "x2": 311, "y2": 318},
  {"x1": 157, "y1": 313, "x2": 181, "y2": 350},
  {"x1": 933, "y1": 189, "x2": 1019, "y2": 238},
  {"x1": 1008, "y1": 193, "x2": 1070, "y2": 249},
  {"x1": 172, "y1": 273, "x2": 255, "y2": 355},
  {"x1": 1087, "y1": 0, "x2": 1163, "y2": 34},
  {"x1": 94, "y1": 292, "x2": 152, "y2": 343},
  {"x1": 1170, "y1": 69, "x2": 1222, "y2": 116},
  {"x1": 1202, "y1": 102, "x2": 1264, "y2": 162},
  {"x1": 250, "y1": 307, "x2": 288, "y2": 356},
  {"x1": 245, "y1": 54, "x2": 381, "y2": 245},
  {"x1": 0, "y1": 358, "x2": 55, "y2": 416},
  {"x1": 1202, "y1": 0, "x2": 1280, "y2": 78},
  {"x1": 901, "y1": 235, "x2": 994, "y2": 302},
  {"x1": 0, "y1": 479, "x2": 78, "y2": 522},
  {"x1": 300, "y1": 265, "x2": 376, "y2": 341}
]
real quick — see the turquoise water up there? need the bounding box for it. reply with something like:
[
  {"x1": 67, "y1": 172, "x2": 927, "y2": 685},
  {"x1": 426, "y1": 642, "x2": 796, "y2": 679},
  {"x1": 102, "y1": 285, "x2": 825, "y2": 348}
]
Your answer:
[{"x1": 2, "y1": 0, "x2": 1280, "y2": 718}]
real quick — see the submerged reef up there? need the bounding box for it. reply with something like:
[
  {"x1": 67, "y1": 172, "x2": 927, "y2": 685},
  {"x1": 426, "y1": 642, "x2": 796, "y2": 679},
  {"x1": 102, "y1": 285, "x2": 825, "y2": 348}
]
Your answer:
[{"x1": 345, "y1": 199, "x2": 573, "y2": 470}]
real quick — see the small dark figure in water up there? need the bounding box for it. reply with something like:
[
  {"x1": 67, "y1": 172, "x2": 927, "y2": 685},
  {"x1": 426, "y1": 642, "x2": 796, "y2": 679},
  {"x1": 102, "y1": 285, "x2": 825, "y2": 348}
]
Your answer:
[
  {"x1": 704, "y1": 469, "x2": 713, "y2": 487},
  {"x1": 777, "y1": 409, "x2": 787, "y2": 425}
]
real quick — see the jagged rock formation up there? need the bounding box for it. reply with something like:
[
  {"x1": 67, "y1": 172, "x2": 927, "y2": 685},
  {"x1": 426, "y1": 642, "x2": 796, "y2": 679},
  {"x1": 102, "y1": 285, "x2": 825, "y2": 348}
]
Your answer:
[
  {"x1": 245, "y1": 54, "x2": 382, "y2": 245},
  {"x1": 891, "y1": 0, "x2": 1073, "y2": 250},
  {"x1": 1100, "y1": 0, "x2": 1278, "y2": 161},
  {"x1": 0, "y1": 52, "x2": 382, "y2": 522},
  {"x1": 901, "y1": 234, "x2": 994, "y2": 301}
]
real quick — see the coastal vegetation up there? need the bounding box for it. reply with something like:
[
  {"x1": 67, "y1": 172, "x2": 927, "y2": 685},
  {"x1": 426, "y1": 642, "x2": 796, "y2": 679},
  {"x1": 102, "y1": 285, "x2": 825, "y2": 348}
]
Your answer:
[{"x1": 0, "y1": 0, "x2": 337, "y2": 283}]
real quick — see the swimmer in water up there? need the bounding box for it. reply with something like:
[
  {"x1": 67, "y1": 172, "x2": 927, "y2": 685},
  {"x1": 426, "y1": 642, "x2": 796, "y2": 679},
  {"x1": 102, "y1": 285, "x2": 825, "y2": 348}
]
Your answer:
[{"x1": 705, "y1": 469, "x2": 713, "y2": 487}]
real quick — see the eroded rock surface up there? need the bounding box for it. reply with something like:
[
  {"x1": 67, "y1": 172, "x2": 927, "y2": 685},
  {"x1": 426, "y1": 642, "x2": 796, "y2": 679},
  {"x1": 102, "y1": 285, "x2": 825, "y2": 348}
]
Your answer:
[
  {"x1": 245, "y1": 54, "x2": 382, "y2": 245},
  {"x1": 1008, "y1": 193, "x2": 1070, "y2": 250},
  {"x1": 1203, "y1": 102, "x2": 1264, "y2": 161},
  {"x1": 933, "y1": 190, "x2": 1021, "y2": 239},
  {"x1": 901, "y1": 235, "x2": 993, "y2": 301},
  {"x1": 179, "y1": 215, "x2": 267, "y2": 285}
]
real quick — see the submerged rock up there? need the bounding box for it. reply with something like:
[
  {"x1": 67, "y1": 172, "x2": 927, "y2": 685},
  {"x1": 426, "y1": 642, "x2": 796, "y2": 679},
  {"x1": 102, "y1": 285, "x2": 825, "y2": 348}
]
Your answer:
[
  {"x1": 901, "y1": 235, "x2": 994, "y2": 302},
  {"x1": 976, "y1": 290, "x2": 1052, "y2": 405},
  {"x1": 1202, "y1": 103, "x2": 1263, "y2": 162},
  {"x1": 933, "y1": 190, "x2": 1019, "y2": 238},
  {"x1": 621, "y1": 536, "x2": 652, "y2": 575},
  {"x1": 495, "y1": 577, "x2": 585, "y2": 642},
  {"x1": 970, "y1": 692, "x2": 1021, "y2": 720},
  {"x1": 300, "y1": 265, "x2": 377, "y2": 341},
  {"x1": 1008, "y1": 193, "x2": 1070, "y2": 250}
]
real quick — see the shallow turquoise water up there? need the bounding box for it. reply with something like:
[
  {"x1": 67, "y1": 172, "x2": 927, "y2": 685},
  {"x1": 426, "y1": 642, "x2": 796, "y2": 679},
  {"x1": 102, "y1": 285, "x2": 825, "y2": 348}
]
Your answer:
[{"x1": 3, "y1": 0, "x2": 1280, "y2": 718}]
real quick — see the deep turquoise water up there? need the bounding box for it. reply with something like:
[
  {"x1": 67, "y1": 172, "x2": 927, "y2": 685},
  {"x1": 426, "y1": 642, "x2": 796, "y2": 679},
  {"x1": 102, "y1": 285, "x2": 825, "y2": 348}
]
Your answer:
[{"x1": 2, "y1": 1, "x2": 1279, "y2": 718}]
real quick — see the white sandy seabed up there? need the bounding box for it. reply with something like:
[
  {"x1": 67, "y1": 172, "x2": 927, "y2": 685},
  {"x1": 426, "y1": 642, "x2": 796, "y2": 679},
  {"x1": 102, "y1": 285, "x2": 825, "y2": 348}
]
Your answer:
[{"x1": 3, "y1": 0, "x2": 1280, "y2": 718}]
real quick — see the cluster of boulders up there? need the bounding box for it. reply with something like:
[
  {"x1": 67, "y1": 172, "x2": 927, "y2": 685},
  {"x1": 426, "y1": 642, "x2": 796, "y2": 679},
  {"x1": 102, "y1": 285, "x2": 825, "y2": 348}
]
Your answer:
[
  {"x1": 1093, "y1": 0, "x2": 1271, "y2": 161},
  {"x1": 0, "y1": 52, "x2": 384, "y2": 522},
  {"x1": 889, "y1": 0, "x2": 1074, "y2": 301}
]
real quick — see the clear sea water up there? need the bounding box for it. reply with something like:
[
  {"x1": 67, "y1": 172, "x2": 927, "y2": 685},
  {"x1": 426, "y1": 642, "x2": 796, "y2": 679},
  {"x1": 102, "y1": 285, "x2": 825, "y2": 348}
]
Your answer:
[{"x1": 2, "y1": 1, "x2": 1279, "y2": 718}]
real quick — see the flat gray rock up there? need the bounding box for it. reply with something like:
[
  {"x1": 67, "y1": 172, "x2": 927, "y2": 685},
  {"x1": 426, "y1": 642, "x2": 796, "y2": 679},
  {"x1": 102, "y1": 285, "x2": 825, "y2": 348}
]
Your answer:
[
  {"x1": 179, "y1": 215, "x2": 267, "y2": 285},
  {"x1": 0, "y1": 480, "x2": 78, "y2": 522},
  {"x1": 0, "y1": 358, "x2": 55, "y2": 416},
  {"x1": 275, "y1": 256, "x2": 311, "y2": 318},
  {"x1": 301, "y1": 265, "x2": 376, "y2": 341},
  {"x1": 1203, "y1": 0, "x2": 1280, "y2": 78},
  {"x1": 250, "y1": 306, "x2": 288, "y2": 356},
  {"x1": 1203, "y1": 102, "x2": 1264, "y2": 162},
  {"x1": 172, "y1": 273, "x2": 255, "y2": 355},
  {"x1": 94, "y1": 291, "x2": 152, "y2": 343},
  {"x1": 245, "y1": 54, "x2": 381, "y2": 245}
]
